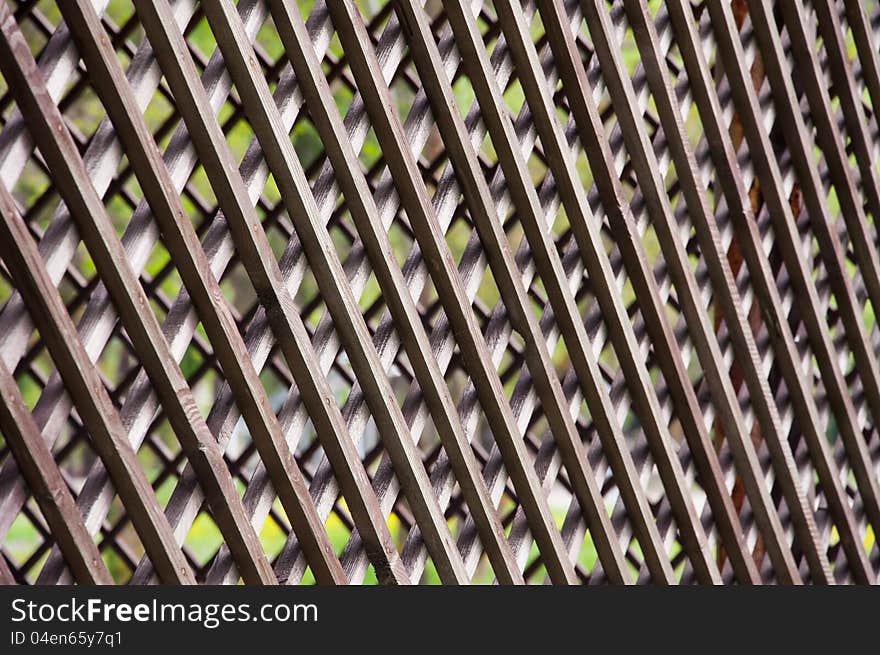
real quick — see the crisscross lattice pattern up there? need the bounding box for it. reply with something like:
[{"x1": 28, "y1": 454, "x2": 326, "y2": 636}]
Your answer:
[{"x1": 0, "y1": 0, "x2": 879, "y2": 585}]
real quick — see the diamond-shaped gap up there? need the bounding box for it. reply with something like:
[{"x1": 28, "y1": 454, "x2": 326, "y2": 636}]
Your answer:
[
  {"x1": 181, "y1": 8, "x2": 219, "y2": 77},
  {"x1": 92, "y1": 319, "x2": 137, "y2": 399},
  {"x1": 180, "y1": 324, "x2": 226, "y2": 421},
  {"x1": 868, "y1": 526, "x2": 878, "y2": 573},
  {"x1": 141, "y1": 80, "x2": 179, "y2": 153},
  {"x1": 52, "y1": 423, "x2": 97, "y2": 502},
  {"x1": 96, "y1": 491, "x2": 142, "y2": 583},
  {"x1": 14, "y1": 327, "x2": 52, "y2": 413},
  {"x1": 7, "y1": 500, "x2": 51, "y2": 583},
  {"x1": 292, "y1": 113, "x2": 329, "y2": 187},
  {"x1": 327, "y1": 200, "x2": 361, "y2": 265},
  {"x1": 263, "y1": 204, "x2": 298, "y2": 273},
  {"x1": 12, "y1": 153, "x2": 56, "y2": 231},
  {"x1": 258, "y1": 496, "x2": 291, "y2": 566},
  {"x1": 320, "y1": 40, "x2": 354, "y2": 120},
  {"x1": 477, "y1": 303, "x2": 518, "y2": 377},
  {"x1": 217, "y1": 253, "x2": 259, "y2": 321},
  {"x1": 183, "y1": 156, "x2": 221, "y2": 223},
  {"x1": 140, "y1": 248, "x2": 185, "y2": 328},
  {"x1": 184, "y1": 506, "x2": 224, "y2": 577},
  {"x1": 380, "y1": 219, "x2": 412, "y2": 270},
  {"x1": 251, "y1": 346, "x2": 296, "y2": 428},
  {"x1": 357, "y1": 123, "x2": 388, "y2": 175},
  {"x1": 59, "y1": 72, "x2": 107, "y2": 150},
  {"x1": 216, "y1": 99, "x2": 257, "y2": 177},
  {"x1": 387, "y1": 56, "x2": 420, "y2": 136},
  {"x1": 567, "y1": 502, "x2": 602, "y2": 583},
  {"x1": 294, "y1": 266, "x2": 327, "y2": 334},
  {"x1": 253, "y1": 14, "x2": 288, "y2": 82},
  {"x1": 109, "y1": 154, "x2": 145, "y2": 219},
  {"x1": 17, "y1": 0, "x2": 59, "y2": 58},
  {"x1": 56, "y1": 262, "x2": 96, "y2": 330}
]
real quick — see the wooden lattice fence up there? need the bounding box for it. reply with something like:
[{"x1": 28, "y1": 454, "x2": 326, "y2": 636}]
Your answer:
[{"x1": 0, "y1": 0, "x2": 879, "y2": 585}]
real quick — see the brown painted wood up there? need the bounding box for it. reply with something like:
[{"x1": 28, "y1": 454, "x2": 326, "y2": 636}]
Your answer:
[{"x1": 0, "y1": 0, "x2": 877, "y2": 585}]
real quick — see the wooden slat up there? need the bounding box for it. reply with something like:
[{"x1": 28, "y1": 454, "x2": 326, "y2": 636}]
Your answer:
[
  {"x1": 254, "y1": 0, "x2": 523, "y2": 584},
  {"x1": 0, "y1": 163, "x2": 195, "y2": 585},
  {"x1": 55, "y1": 0, "x2": 383, "y2": 585},
  {"x1": 0, "y1": 356, "x2": 113, "y2": 584},
  {"x1": 0, "y1": 0, "x2": 878, "y2": 585},
  {"x1": 324, "y1": 0, "x2": 579, "y2": 584},
  {"x1": 662, "y1": 0, "x2": 877, "y2": 583},
  {"x1": 0, "y1": 2, "x2": 276, "y2": 586}
]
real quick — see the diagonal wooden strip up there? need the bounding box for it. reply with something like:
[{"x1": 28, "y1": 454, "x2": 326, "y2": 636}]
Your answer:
[
  {"x1": 46, "y1": 0, "x2": 405, "y2": 586},
  {"x1": 0, "y1": 177, "x2": 194, "y2": 585},
  {"x1": 324, "y1": 0, "x2": 579, "y2": 584},
  {"x1": 531, "y1": 0, "x2": 759, "y2": 584},
  {"x1": 627, "y1": 0, "x2": 868, "y2": 583},
  {"x1": 708, "y1": 0, "x2": 880, "y2": 573},
  {"x1": 196, "y1": 0, "x2": 469, "y2": 585},
  {"x1": 813, "y1": 0, "x2": 880, "y2": 231},
  {"x1": 663, "y1": 0, "x2": 877, "y2": 584},
  {"x1": 395, "y1": 0, "x2": 632, "y2": 584},
  {"x1": 0, "y1": 1, "x2": 275, "y2": 585},
  {"x1": 484, "y1": 0, "x2": 721, "y2": 582},
  {"x1": 251, "y1": 0, "x2": 524, "y2": 584},
  {"x1": 0, "y1": 357, "x2": 113, "y2": 584},
  {"x1": 576, "y1": 0, "x2": 834, "y2": 584}
]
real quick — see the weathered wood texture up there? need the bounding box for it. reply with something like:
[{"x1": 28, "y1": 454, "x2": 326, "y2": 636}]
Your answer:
[{"x1": 0, "y1": 0, "x2": 878, "y2": 584}]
